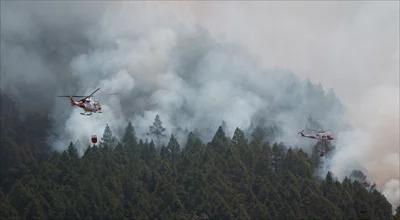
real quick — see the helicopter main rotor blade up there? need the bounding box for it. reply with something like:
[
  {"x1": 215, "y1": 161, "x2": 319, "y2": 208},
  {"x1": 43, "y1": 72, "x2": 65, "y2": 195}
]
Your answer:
[
  {"x1": 58, "y1": 88, "x2": 103, "y2": 100},
  {"x1": 88, "y1": 88, "x2": 101, "y2": 97},
  {"x1": 103, "y1": 92, "x2": 119, "y2": 96},
  {"x1": 78, "y1": 88, "x2": 101, "y2": 102}
]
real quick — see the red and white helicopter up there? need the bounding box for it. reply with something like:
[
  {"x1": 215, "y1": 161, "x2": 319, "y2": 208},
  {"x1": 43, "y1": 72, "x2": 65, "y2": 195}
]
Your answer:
[
  {"x1": 58, "y1": 88, "x2": 102, "y2": 116},
  {"x1": 299, "y1": 129, "x2": 334, "y2": 157},
  {"x1": 298, "y1": 129, "x2": 334, "y2": 141}
]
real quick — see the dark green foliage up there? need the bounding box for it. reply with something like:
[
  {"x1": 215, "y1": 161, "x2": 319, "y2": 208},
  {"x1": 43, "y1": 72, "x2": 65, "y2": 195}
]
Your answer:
[
  {"x1": 166, "y1": 135, "x2": 180, "y2": 165},
  {"x1": 0, "y1": 191, "x2": 18, "y2": 219},
  {"x1": 0, "y1": 100, "x2": 393, "y2": 219},
  {"x1": 394, "y1": 206, "x2": 400, "y2": 220},
  {"x1": 122, "y1": 121, "x2": 137, "y2": 147},
  {"x1": 0, "y1": 92, "x2": 52, "y2": 190},
  {"x1": 349, "y1": 170, "x2": 370, "y2": 188},
  {"x1": 232, "y1": 127, "x2": 246, "y2": 147},
  {"x1": 67, "y1": 142, "x2": 79, "y2": 159},
  {"x1": 210, "y1": 126, "x2": 229, "y2": 154},
  {"x1": 101, "y1": 124, "x2": 116, "y2": 148}
]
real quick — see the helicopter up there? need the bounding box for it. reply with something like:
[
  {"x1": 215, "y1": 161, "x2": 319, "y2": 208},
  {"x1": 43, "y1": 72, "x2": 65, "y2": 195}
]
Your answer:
[
  {"x1": 298, "y1": 129, "x2": 334, "y2": 141},
  {"x1": 58, "y1": 88, "x2": 102, "y2": 115},
  {"x1": 299, "y1": 129, "x2": 334, "y2": 157}
]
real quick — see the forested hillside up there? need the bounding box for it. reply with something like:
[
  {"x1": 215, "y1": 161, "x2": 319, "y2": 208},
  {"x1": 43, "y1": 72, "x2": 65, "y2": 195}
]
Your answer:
[{"x1": 0, "y1": 93, "x2": 398, "y2": 220}]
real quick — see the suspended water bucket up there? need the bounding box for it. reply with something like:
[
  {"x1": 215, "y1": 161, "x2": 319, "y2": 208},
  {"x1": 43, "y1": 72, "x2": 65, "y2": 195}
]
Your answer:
[{"x1": 91, "y1": 135, "x2": 98, "y2": 144}]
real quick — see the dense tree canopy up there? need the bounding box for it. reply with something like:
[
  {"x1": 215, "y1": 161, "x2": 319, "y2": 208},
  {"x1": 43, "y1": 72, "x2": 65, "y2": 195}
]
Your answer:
[{"x1": 0, "y1": 92, "x2": 395, "y2": 219}]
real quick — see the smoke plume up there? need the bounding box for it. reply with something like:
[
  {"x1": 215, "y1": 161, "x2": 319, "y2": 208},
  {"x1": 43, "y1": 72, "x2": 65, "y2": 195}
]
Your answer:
[{"x1": 1, "y1": 2, "x2": 398, "y2": 208}]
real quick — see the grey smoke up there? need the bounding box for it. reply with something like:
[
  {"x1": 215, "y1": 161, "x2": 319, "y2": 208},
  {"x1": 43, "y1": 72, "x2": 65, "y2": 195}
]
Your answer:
[{"x1": 1, "y1": 2, "x2": 398, "y2": 208}]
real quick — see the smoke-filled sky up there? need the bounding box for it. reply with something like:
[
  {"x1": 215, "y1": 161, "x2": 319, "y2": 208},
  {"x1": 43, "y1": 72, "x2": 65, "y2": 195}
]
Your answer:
[{"x1": 1, "y1": 1, "x2": 399, "y2": 208}]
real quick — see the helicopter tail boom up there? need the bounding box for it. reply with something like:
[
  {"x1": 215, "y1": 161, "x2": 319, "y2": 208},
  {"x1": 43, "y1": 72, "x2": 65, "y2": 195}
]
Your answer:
[{"x1": 70, "y1": 96, "x2": 81, "y2": 106}]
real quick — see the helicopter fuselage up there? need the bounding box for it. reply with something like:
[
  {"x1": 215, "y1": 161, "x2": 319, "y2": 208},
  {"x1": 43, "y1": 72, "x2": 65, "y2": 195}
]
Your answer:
[
  {"x1": 299, "y1": 130, "x2": 334, "y2": 141},
  {"x1": 71, "y1": 97, "x2": 102, "y2": 114}
]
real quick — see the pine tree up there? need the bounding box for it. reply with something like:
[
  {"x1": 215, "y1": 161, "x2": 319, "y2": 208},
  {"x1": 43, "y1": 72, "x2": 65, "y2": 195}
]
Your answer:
[
  {"x1": 101, "y1": 124, "x2": 116, "y2": 148},
  {"x1": 184, "y1": 132, "x2": 201, "y2": 153},
  {"x1": 350, "y1": 170, "x2": 370, "y2": 188},
  {"x1": 325, "y1": 171, "x2": 334, "y2": 185},
  {"x1": 231, "y1": 127, "x2": 250, "y2": 165},
  {"x1": 148, "y1": 114, "x2": 166, "y2": 146},
  {"x1": 250, "y1": 126, "x2": 266, "y2": 146},
  {"x1": 67, "y1": 142, "x2": 79, "y2": 159},
  {"x1": 141, "y1": 140, "x2": 157, "y2": 161},
  {"x1": 232, "y1": 127, "x2": 247, "y2": 147},
  {"x1": 122, "y1": 121, "x2": 137, "y2": 147},
  {"x1": 210, "y1": 126, "x2": 229, "y2": 153},
  {"x1": 166, "y1": 135, "x2": 180, "y2": 165}
]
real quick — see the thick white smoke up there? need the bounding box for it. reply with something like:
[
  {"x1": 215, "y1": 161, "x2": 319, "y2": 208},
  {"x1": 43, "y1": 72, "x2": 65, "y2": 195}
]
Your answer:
[
  {"x1": 64, "y1": 19, "x2": 343, "y2": 149},
  {"x1": 325, "y1": 86, "x2": 400, "y2": 209}
]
